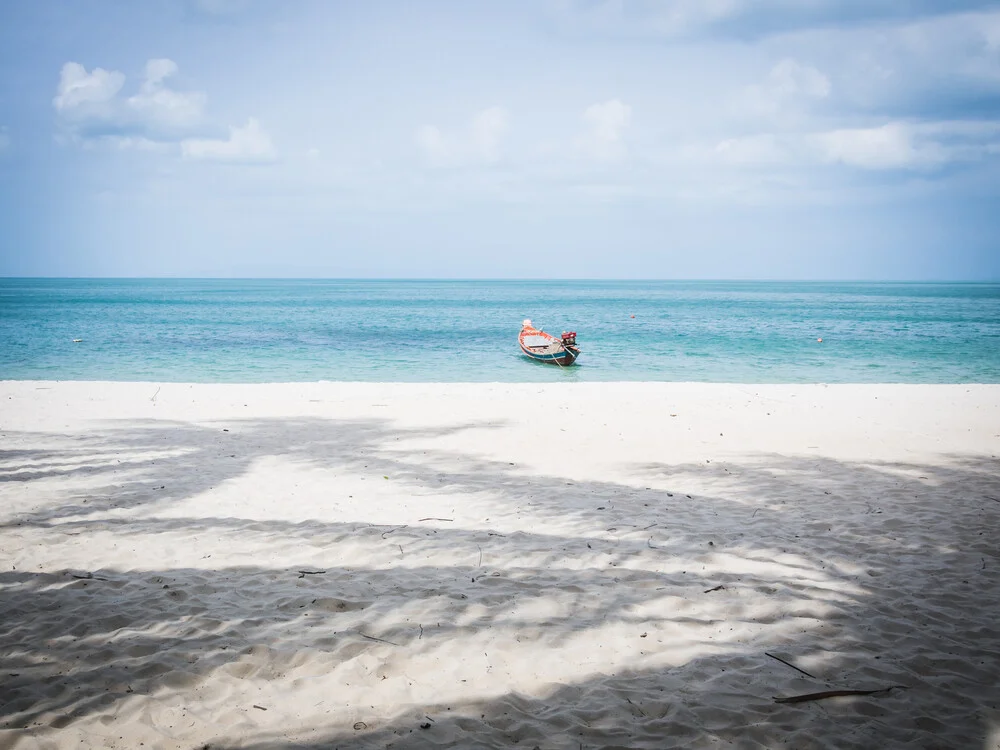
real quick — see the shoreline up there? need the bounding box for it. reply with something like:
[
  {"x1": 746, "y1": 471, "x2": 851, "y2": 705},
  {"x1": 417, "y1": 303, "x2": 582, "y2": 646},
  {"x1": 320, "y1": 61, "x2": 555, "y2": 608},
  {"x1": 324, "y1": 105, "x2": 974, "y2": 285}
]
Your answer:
[{"x1": 2, "y1": 381, "x2": 998, "y2": 748}]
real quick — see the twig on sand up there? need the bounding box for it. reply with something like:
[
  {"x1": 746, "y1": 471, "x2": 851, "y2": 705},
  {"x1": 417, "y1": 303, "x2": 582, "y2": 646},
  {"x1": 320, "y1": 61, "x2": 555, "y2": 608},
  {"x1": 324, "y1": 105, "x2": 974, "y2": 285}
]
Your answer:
[
  {"x1": 986, "y1": 496, "x2": 1000, "y2": 504},
  {"x1": 704, "y1": 585, "x2": 725, "y2": 593},
  {"x1": 418, "y1": 517, "x2": 453, "y2": 522},
  {"x1": 150, "y1": 386, "x2": 161, "y2": 403},
  {"x1": 252, "y1": 704, "x2": 267, "y2": 711},
  {"x1": 69, "y1": 572, "x2": 108, "y2": 581},
  {"x1": 381, "y1": 525, "x2": 407, "y2": 539},
  {"x1": 359, "y1": 632, "x2": 399, "y2": 647},
  {"x1": 775, "y1": 686, "x2": 908, "y2": 704},
  {"x1": 297, "y1": 570, "x2": 326, "y2": 578},
  {"x1": 765, "y1": 652, "x2": 817, "y2": 679},
  {"x1": 477, "y1": 545, "x2": 483, "y2": 567},
  {"x1": 625, "y1": 697, "x2": 647, "y2": 717}
]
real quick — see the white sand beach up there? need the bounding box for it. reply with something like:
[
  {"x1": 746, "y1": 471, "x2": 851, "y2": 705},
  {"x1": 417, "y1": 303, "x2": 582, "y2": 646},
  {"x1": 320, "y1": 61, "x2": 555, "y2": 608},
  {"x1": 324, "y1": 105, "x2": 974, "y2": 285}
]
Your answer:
[{"x1": 1, "y1": 381, "x2": 998, "y2": 749}]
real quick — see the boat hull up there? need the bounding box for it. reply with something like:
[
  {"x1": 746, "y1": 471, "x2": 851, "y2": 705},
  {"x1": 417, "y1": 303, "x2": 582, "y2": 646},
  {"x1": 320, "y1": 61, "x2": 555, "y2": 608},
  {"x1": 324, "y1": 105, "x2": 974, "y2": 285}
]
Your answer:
[{"x1": 519, "y1": 343, "x2": 580, "y2": 366}]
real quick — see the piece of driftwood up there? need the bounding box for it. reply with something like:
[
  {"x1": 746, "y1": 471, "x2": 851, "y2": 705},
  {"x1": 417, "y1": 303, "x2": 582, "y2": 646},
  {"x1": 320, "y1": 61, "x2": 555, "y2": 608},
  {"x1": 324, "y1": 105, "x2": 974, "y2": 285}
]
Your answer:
[{"x1": 775, "y1": 685, "x2": 907, "y2": 704}]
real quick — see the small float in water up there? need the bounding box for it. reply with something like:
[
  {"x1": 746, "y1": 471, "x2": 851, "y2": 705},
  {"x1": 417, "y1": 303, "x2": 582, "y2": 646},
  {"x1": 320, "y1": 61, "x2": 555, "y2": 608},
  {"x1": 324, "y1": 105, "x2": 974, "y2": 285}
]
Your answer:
[{"x1": 519, "y1": 319, "x2": 580, "y2": 366}]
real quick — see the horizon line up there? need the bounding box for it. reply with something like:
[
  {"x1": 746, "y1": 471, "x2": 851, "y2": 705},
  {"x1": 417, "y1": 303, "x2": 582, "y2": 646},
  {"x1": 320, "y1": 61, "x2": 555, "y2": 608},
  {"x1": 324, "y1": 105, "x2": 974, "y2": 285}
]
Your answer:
[{"x1": 2, "y1": 276, "x2": 999, "y2": 284}]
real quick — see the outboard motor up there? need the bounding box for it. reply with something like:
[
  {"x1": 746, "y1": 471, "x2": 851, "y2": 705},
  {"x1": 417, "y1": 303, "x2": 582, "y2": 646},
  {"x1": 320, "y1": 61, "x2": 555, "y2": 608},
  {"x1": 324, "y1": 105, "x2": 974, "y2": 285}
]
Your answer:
[{"x1": 561, "y1": 331, "x2": 577, "y2": 346}]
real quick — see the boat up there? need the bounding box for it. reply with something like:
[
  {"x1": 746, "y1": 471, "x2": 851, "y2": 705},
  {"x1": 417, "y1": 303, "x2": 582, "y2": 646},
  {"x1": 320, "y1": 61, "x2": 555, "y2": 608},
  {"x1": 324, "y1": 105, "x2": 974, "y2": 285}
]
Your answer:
[{"x1": 519, "y1": 319, "x2": 580, "y2": 366}]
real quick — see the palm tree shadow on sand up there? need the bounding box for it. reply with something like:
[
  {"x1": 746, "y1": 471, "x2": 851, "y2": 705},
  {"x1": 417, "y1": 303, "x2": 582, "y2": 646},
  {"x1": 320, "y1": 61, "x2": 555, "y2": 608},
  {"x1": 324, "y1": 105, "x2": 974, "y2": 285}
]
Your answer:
[{"x1": 1, "y1": 416, "x2": 998, "y2": 748}]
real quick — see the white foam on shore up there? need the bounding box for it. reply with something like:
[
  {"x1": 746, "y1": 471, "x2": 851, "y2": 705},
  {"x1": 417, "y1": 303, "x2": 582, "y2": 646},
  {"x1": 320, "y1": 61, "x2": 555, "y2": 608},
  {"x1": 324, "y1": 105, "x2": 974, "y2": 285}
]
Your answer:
[{"x1": 1, "y1": 381, "x2": 998, "y2": 748}]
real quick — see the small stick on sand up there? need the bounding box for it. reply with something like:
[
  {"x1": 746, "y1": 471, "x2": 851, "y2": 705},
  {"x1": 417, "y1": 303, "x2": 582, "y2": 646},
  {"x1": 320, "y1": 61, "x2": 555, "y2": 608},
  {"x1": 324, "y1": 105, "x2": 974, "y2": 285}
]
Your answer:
[
  {"x1": 704, "y1": 585, "x2": 725, "y2": 593},
  {"x1": 418, "y1": 517, "x2": 453, "y2": 522},
  {"x1": 477, "y1": 545, "x2": 483, "y2": 567},
  {"x1": 765, "y1": 652, "x2": 817, "y2": 679},
  {"x1": 70, "y1": 572, "x2": 108, "y2": 581},
  {"x1": 359, "y1": 632, "x2": 399, "y2": 646},
  {"x1": 775, "y1": 686, "x2": 907, "y2": 704},
  {"x1": 297, "y1": 570, "x2": 326, "y2": 578},
  {"x1": 625, "y1": 697, "x2": 647, "y2": 717},
  {"x1": 252, "y1": 704, "x2": 267, "y2": 711}
]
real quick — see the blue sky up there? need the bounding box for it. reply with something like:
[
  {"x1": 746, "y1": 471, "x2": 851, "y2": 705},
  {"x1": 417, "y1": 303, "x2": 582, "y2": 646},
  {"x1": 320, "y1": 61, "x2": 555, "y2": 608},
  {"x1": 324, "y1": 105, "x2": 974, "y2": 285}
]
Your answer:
[{"x1": 1, "y1": 0, "x2": 999, "y2": 279}]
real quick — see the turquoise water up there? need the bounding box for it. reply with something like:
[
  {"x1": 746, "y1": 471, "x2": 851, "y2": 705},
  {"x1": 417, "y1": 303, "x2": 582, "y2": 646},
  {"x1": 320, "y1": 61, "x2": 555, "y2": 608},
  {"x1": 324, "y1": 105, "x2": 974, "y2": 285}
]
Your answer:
[{"x1": 1, "y1": 279, "x2": 998, "y2": 383}]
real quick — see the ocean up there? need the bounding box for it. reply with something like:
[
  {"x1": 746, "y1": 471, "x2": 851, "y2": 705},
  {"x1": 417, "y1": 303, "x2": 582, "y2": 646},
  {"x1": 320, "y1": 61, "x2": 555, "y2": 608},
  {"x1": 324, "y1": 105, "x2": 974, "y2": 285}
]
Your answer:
[{"x1": 1, "y1": 279, "x2": 998, "y2": 383}]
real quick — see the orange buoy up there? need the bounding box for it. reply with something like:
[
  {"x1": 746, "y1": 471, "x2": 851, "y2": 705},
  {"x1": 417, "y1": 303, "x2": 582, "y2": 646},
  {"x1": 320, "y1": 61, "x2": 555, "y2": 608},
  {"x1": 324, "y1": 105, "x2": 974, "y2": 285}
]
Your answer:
[{"x1": 630, "y1": 314, "x2": 635, "y2": 319}]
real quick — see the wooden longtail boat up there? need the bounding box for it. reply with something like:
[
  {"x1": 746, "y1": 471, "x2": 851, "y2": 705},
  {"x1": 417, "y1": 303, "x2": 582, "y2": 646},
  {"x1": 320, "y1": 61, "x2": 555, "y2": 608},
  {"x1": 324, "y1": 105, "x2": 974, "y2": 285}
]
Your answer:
[{"x1": 519, "y1": 319, "x2": 580, "y2": 366}]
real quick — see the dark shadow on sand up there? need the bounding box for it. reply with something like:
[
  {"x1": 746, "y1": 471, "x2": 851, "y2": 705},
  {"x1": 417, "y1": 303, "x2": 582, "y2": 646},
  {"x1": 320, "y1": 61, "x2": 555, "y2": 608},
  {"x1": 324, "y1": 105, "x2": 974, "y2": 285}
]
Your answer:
[{"x1": 1, "y1": 416, "x2": 998, "y2": 747}]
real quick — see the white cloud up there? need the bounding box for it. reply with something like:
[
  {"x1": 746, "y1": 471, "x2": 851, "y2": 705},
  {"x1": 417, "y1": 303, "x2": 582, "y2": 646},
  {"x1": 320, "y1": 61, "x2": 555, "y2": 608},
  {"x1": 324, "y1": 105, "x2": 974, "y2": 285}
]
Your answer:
[
  {"x1": 53, "y1": 62, "x2": 125, "y2": 112},
  {"x1": 54, "y1": 59, "x2": 205, "y2": 140},
  {"x1": 577, "y1": 99, "x2": 631, "y2": 160},
  {"x1": 416, "y1": 106, "x2": 509, "y2": 166},
  {"x1": 53, "y1": 59, "x2": 272, "y2": 162},
  {"x1": 550, "y1": 0, "x2": 1000, "y2": 41},
  {"x1": 709, "y1": 120, "x2": 999, "y2": 171},
  {"x1": 470, "y1": 106, "x2": 509, "y2": 161},
  {"x1": 550, "y1": 0, "x2": 742, "y2": 39},
  {"x1": 737, "y1": 59, "x2": 830, "y2": 121},
  {"x1": 644, "y1": 0, "x2": 742, "y2": 35},
  {"x1": 125, "y1": 59, "x2": 206, "y2": 132},
  {"x1": 761, "y1": 10, "x2": 1000, "y2": 119},
  {"x1": 814, "y1": 123, "x2": 947, "y2": 169},
  {"x1": 181, "y1": 118, "x2": 276, "y2": 162},
  {"x1": 769, "y1": 59, "x2": 831, "y2": 99},
  {"x1": 415, "y1": 125, "x2": 448, "y2": 162}
]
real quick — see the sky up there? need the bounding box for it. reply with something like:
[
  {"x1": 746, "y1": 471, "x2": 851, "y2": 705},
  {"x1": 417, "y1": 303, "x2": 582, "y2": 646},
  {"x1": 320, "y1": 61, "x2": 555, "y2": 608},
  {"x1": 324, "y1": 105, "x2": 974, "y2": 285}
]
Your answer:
[{"x1": 0, "y1": 0, "x2": 999, "y2": 279}]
